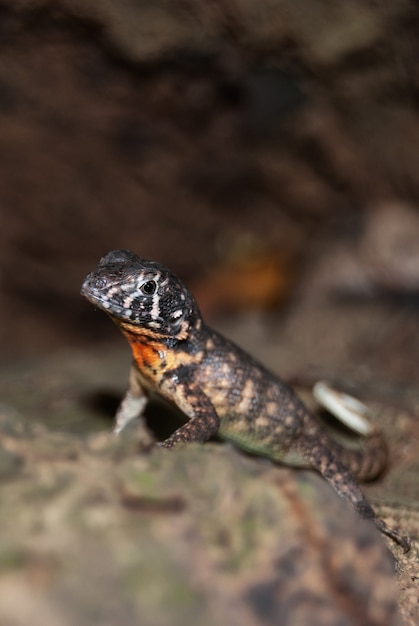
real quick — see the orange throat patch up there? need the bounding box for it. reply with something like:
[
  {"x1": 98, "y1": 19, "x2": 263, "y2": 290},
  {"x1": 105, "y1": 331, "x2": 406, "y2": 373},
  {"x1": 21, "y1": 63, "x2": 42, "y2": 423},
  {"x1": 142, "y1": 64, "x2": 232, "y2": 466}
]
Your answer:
[
  {"x1": 118, "y1": 321, "x2": 198, "y2": 380},
  {"x1": 121, "y1": 328, "x2": 167, "y2": 375}
]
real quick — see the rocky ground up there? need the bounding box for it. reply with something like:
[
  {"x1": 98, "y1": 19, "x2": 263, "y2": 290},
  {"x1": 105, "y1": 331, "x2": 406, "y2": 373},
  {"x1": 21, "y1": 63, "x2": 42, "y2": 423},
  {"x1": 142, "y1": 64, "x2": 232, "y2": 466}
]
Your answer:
[{"x1": 0, "y1": 380, "x2": 417, "y2": 626}]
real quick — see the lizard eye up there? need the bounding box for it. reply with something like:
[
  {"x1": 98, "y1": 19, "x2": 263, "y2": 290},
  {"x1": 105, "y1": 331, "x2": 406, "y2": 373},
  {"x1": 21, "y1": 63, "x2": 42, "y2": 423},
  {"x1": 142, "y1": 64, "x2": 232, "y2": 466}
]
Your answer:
[{"x1": 140, "y1": 280, "x2": 157, "y2": 295}]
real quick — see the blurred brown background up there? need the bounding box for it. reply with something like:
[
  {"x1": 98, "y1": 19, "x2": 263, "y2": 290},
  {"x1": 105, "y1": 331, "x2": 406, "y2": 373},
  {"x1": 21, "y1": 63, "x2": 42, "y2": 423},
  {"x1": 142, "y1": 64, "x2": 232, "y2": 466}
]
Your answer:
[{"x1": 1, "y1": 0, "x2": 419, "y2": 360}]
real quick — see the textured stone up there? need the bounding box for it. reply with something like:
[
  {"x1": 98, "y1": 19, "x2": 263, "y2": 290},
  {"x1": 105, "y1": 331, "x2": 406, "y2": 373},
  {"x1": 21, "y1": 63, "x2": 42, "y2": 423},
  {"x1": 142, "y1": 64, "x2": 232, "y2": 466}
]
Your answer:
[{"x1": 0, "y1": 409, "x2": 402, "y2": 626}]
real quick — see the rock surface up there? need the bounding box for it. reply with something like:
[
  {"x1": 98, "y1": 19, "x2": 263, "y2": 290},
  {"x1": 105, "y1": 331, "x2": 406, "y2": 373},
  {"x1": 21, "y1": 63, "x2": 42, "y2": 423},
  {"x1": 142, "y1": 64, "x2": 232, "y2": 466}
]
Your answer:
[{"x1": 0, "y1": 405, "x2": 404, "y2": 626}]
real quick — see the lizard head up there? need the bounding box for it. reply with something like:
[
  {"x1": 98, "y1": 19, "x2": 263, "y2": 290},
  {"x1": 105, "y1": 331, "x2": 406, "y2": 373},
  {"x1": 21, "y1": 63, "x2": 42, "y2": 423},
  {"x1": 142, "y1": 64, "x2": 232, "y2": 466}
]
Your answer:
[{"x1": 81, "y1": 249, "x2": 202, "y2": 340}]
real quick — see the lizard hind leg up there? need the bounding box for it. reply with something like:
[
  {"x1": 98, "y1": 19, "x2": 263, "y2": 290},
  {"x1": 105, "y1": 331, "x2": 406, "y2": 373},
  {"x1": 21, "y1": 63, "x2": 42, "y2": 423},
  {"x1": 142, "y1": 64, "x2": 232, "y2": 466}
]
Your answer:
[
  {"x1": 307, "y1": 443, "x2": 411, "y2": 552},
  {"x1": 309, "y1": 384, "x2": 410, "y2": 548}
]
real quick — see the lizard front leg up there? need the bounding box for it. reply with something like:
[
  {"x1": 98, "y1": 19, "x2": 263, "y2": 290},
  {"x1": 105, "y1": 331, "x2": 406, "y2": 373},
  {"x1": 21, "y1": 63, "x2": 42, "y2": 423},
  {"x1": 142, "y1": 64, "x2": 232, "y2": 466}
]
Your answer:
[
  {"x1": 114, "y1": 365, "x2": 149, "y2": 434},
  {"x1": 158, "y1": 385, "x2": 220, "y2": 448}
]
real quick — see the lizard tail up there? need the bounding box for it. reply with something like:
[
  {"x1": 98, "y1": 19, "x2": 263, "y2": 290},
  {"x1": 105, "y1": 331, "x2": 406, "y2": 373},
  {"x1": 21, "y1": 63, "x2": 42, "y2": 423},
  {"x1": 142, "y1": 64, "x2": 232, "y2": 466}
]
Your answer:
[
  {"x1": 301, "y1": 425, "x2": 388, "y2": 482},
  {"x1": 328, "y1": 430, "x2": 388, "y2": 482},
  {"x1": 311, "y1": 382, "x2": 389, "y2": 481}
]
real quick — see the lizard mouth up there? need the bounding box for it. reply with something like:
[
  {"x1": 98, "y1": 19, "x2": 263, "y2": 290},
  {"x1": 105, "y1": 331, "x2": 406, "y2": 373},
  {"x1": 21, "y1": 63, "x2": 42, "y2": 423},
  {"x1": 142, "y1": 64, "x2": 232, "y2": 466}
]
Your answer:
[
  {"x1": 81, "y1": 275, "x2": 106, "y2": 306},
  {"x1": 81, "y1": 275, "x2": 135, "y2": 320}
]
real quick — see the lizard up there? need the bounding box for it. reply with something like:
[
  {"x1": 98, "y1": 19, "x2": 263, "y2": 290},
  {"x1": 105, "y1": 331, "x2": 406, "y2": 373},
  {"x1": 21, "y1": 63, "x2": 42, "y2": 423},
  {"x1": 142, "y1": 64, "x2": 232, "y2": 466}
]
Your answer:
[{"x1": 81, "y1": 249, "x2": 410, "y2": 552}]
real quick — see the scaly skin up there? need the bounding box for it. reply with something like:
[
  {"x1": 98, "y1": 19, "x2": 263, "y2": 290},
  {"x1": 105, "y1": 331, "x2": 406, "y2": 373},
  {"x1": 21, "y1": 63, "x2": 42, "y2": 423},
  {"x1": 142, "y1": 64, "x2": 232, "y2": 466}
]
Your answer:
[{"x1": 81, "y1": 249, "x2": 410, "y2": 552}]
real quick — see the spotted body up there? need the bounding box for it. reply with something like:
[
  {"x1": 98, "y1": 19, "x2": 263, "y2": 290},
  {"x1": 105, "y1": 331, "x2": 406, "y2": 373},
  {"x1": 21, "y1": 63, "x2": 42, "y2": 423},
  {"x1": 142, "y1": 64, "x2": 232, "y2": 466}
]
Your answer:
[{"x1": 81, "y1": 250, "x2": 410, "y2": 551}]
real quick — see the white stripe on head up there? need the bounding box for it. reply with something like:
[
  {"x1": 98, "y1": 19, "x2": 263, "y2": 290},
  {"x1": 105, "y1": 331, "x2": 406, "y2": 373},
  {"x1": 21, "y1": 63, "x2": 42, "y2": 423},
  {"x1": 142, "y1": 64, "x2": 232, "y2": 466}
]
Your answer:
[{"x1": 150, "y1": 272, "x2": 161, "y2": 320}]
